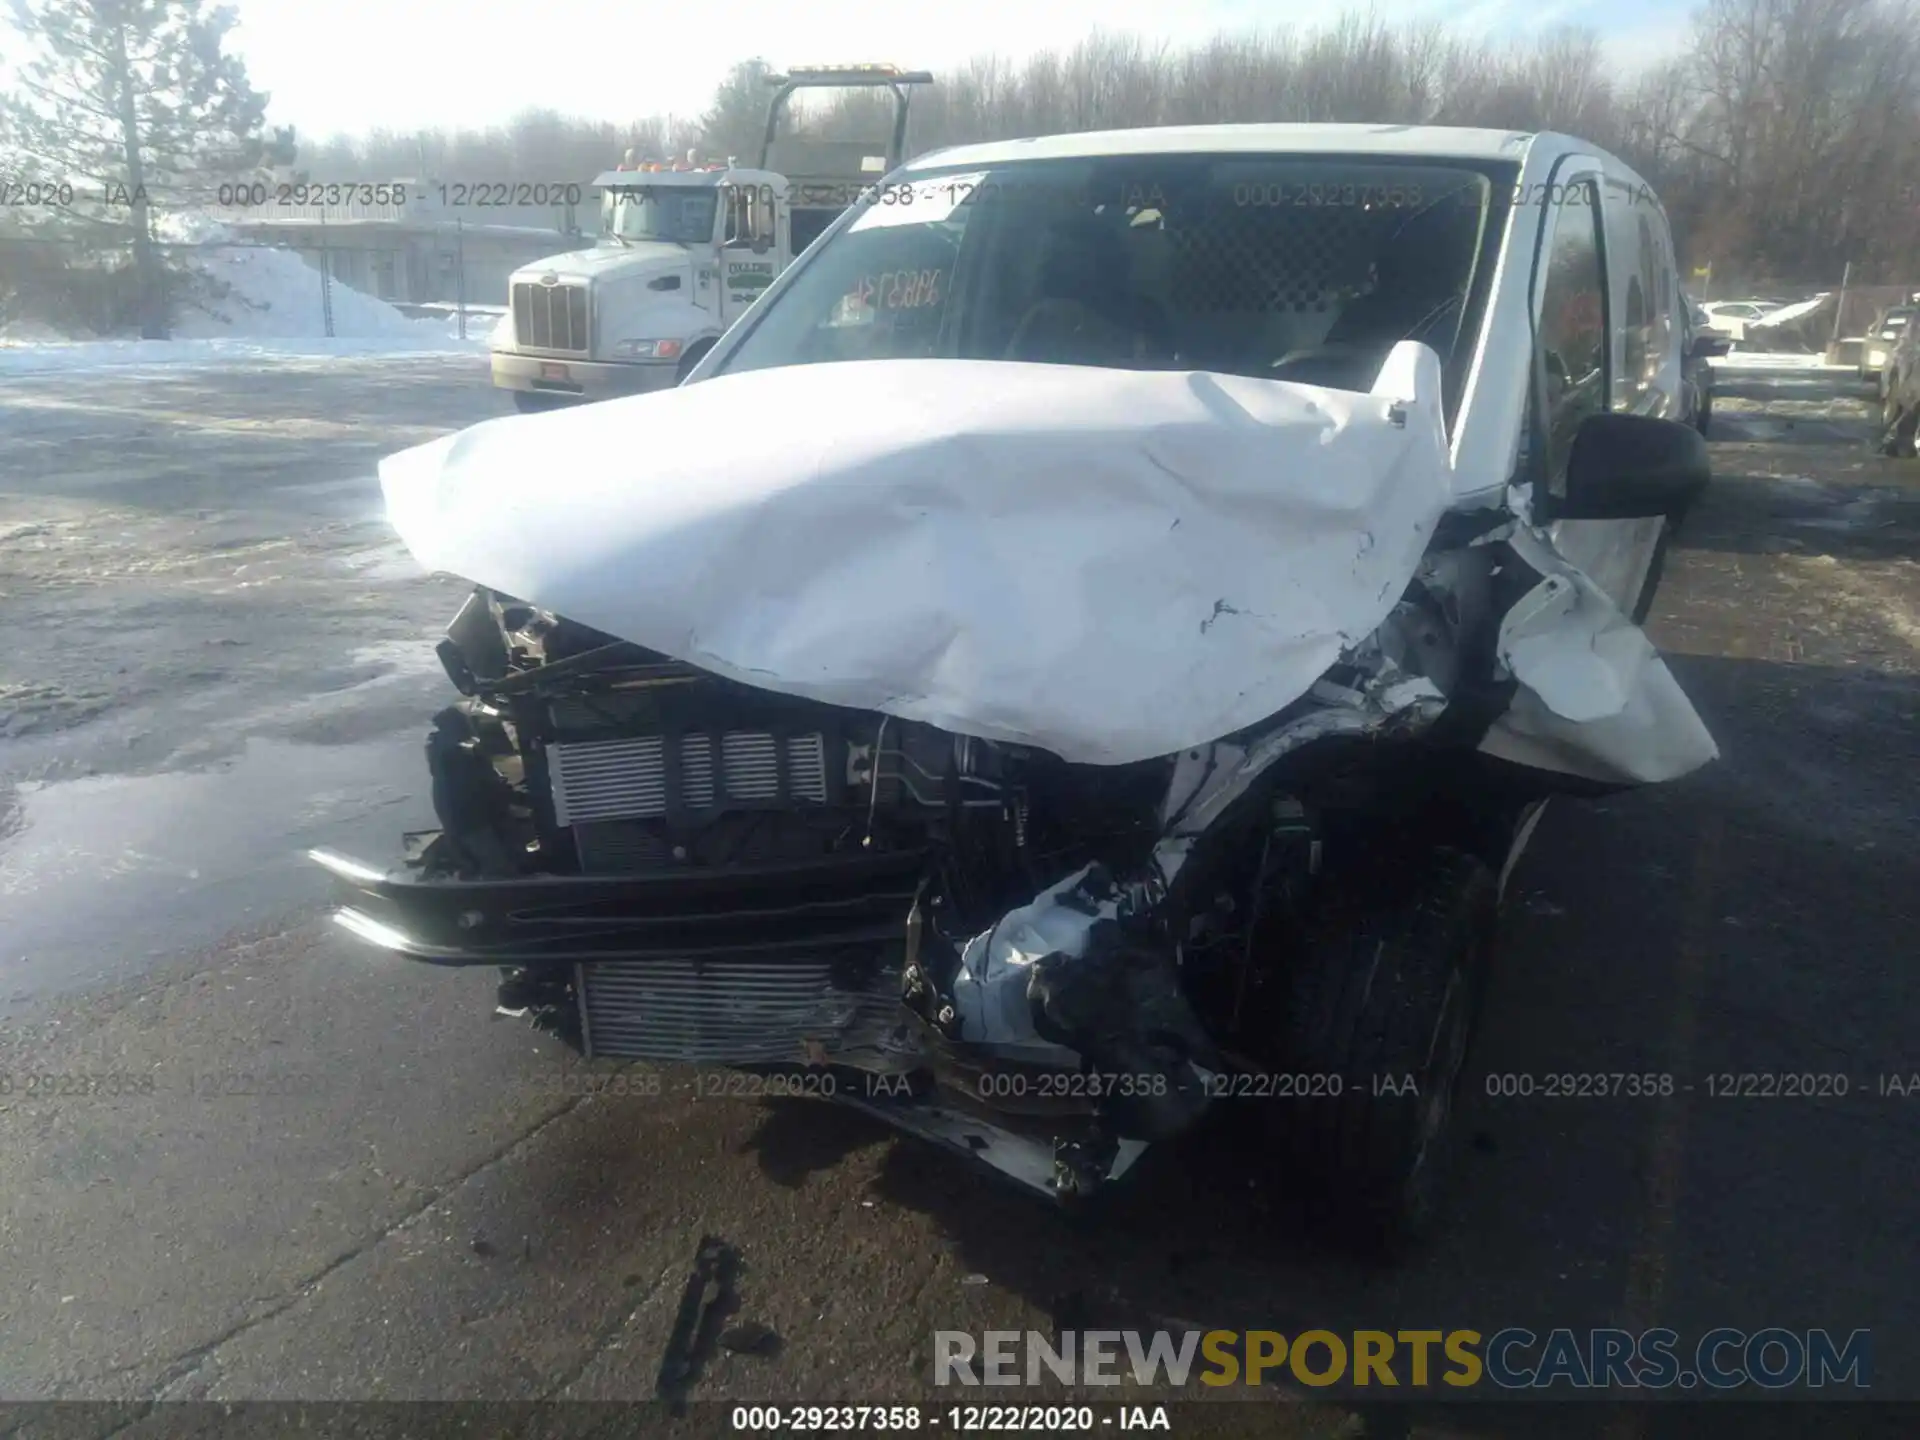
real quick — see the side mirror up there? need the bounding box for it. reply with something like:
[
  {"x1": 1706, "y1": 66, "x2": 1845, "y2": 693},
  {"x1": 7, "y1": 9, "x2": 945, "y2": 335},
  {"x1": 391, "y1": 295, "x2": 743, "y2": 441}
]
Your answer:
[
  {"x1": 1541, "y1": 412, "x2": 1709, "y2": 522},
  {"x1": 1689, "y1": 333, "x2": 1730, "y2": 359}
]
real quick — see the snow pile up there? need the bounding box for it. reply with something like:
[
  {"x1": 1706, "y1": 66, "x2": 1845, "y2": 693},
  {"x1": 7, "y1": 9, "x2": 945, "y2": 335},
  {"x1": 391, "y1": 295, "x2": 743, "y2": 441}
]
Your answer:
[
  {"x1": 153, "y1": 210, "x2": 232, "y2": 245},
  {"x1": 0, "y1": 210, "x2": 488, "y2": 362},
  {"x1": 163, "y1": 214, "x2": 460, "y2": 341}
]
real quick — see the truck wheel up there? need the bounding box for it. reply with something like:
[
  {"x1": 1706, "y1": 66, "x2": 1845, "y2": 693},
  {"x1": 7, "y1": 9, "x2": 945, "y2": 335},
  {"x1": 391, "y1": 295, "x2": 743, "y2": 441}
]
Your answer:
[
  {"x1": 677, "y1": 340, "x2": 716, "y2": 384},
  {"x1": 1268, "y1": 847, "x2": 1498, "y2": 1255}
]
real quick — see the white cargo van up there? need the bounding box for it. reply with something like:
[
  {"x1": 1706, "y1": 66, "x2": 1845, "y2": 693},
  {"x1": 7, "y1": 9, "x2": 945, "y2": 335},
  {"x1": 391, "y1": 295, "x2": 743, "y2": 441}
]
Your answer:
[{"x1": 327, "y1": 125, "x2": 1720, "y2": 1250}]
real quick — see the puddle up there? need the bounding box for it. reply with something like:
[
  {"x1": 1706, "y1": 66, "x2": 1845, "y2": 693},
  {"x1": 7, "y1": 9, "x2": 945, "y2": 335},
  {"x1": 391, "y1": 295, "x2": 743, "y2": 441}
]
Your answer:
[{"x1": 0, "y1": 732, "x2": 430, "y2": 1008}]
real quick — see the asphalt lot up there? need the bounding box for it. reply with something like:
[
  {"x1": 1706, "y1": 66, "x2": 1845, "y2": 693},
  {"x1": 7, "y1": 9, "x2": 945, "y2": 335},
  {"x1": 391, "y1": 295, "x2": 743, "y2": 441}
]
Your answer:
[{"x1": 1, "y1": 355, "x2": 1917, "y2": 1437}]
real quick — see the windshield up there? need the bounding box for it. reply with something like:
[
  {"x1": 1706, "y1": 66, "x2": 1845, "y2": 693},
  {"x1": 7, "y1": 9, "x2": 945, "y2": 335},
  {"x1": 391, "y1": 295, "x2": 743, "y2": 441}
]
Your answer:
[
  {"x1": 711, "y1": 154, "x2": 1508, "y2": 415},
  {"x1": 603, "y1": 186, "x2": 719, "y2": 245}
]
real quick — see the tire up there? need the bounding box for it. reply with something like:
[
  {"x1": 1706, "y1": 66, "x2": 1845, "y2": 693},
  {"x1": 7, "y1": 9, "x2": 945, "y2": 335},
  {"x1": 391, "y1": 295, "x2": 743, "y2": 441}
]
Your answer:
[
  {"x1": 1269, "y1": 847, "x2": 1498, "y2": 1256},
  {"x1": 677, "y1": 340, "x2": 716, "y2": 384}
]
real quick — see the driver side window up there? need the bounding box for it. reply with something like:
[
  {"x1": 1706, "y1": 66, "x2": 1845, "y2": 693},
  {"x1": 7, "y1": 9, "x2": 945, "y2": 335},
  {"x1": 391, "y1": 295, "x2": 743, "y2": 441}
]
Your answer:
[{"x1": 1536, "y1": 181, "x2": 1608, "y2": 488}]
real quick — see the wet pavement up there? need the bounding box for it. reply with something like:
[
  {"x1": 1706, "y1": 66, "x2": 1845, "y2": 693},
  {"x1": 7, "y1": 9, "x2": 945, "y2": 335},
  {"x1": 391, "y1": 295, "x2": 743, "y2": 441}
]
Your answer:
[{"x1": 0, "y1": 356, "x2": 1916, "y2": 1435}]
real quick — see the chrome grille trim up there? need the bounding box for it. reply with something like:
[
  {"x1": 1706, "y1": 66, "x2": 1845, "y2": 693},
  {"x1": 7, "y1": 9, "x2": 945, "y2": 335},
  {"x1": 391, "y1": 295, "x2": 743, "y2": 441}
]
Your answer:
[
  {"x1": 511, "y1": 280, "x2": 589, "y2": 354},
  {"x1": 547, "y1": 731, "x2": 829, "y2": 826},
  {"x1": 576, "y1": 956, "x2": 914, "y2": 1064}
]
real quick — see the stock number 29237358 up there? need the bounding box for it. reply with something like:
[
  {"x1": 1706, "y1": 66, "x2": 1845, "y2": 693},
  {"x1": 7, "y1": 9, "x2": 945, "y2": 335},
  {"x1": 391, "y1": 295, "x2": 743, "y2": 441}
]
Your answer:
[{"x1": 975, "y1": 1072, "x2": 1168, "y2": 1099}]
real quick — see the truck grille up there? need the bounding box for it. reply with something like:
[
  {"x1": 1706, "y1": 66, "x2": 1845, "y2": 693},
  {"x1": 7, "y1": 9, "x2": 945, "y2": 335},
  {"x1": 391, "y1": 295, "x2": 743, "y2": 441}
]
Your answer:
[
  {"x1": 577, "y1": 955, "x2": 913, "y2": 1065},
  {"x1": 512, "y1": 280, "x2": 589, "y2": 353},
  {"x1": 548, "y1": 731, "x2": 829, "y2": 826}
]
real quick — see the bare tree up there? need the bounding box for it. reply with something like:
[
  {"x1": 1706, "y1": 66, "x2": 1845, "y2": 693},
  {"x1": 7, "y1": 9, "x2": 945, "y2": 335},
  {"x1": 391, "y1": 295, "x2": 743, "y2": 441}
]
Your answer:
[{"x1": 27, "y1": 2, "x2": 1920, "y2": 321}]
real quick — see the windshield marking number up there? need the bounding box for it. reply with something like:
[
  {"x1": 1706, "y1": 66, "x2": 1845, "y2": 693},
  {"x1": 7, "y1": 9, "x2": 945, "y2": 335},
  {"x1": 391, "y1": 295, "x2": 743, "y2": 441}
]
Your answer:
[{"x1": 850, "y1": 269, "x2": 943, "y2": 311}]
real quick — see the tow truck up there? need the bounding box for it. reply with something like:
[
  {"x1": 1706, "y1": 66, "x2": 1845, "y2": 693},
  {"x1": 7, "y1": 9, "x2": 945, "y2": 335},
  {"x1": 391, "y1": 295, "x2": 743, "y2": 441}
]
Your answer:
[{"x1": 490, "y1": 63, "x2": 934, "y2": 411}]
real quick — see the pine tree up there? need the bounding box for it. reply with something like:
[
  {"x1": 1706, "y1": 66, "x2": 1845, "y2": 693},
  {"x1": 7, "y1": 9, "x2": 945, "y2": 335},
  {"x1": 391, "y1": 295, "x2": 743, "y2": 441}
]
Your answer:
[
  {"x1": 698, "y1": 59, "x2": 777, "y2": 164},
  {"x1": 1, "y1": 0, "x2": 273, "y2": 337}
]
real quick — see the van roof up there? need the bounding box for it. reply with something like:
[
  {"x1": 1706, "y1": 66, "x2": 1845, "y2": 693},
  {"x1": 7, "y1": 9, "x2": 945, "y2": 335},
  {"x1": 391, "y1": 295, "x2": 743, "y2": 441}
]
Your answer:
[{"x1": 901, "y1": 124, "x2": 1555, "y2": 171}]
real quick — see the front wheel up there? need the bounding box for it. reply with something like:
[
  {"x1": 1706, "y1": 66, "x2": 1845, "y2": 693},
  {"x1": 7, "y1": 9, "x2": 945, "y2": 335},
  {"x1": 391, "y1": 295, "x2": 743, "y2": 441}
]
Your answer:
[
  {"x1": 1268, "y1": 847, "x2": 1497, "y2": 1256},
  {"x1": 677, "y1": 339, "x2": 717, "y2": 384}
]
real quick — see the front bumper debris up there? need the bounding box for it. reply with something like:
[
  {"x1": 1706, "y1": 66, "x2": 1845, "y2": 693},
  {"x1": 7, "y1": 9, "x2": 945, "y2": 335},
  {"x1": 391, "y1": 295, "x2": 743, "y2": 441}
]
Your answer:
[{"x1": 308, "y1": 841, "x2": 1157, "y2": 1203}]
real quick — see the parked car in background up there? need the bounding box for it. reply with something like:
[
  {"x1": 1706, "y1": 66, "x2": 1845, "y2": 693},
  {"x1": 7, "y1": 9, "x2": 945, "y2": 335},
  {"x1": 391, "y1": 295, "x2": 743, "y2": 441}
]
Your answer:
[
  {"x1": 1681, "y1": 295, "x2": 1728, "y2": 433},
  {"x1": 1860, "y1": 304, "x2": 1917, "y2": 395},
  {"x1": 1699, "y1": 299, "x2": 1781, "y2": 345}
]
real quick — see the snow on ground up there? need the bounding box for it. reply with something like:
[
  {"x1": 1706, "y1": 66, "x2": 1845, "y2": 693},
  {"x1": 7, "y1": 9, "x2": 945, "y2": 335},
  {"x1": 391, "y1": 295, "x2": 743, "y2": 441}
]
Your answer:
[
  {"x1": 0, "y1": 334, "x2": 491, "y2": 376},
  {"x1": 0, "y1": 213, "x2": 492, "y2": 371}
]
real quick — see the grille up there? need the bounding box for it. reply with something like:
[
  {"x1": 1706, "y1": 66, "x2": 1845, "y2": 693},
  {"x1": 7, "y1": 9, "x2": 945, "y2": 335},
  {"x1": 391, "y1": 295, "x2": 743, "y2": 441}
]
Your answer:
[
  {"x1": 577, "y1": 955, "x2": 913, "y2": 1064},
  {"x1": 512, "y1": 280, "x2": 589, "y2": 353},
  {"x1": 548, "y1": 731, "x2": 829, "y2": 826},
  {"x1": 571, "y1": 821, "x2": 673, "y2": 872}
]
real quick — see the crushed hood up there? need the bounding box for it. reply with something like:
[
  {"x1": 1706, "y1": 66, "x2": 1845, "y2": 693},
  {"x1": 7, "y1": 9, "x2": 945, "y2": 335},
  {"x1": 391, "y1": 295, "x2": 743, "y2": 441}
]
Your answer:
[{"x1": 379, "y1": 348, "x2": 1455, "y2": 765}]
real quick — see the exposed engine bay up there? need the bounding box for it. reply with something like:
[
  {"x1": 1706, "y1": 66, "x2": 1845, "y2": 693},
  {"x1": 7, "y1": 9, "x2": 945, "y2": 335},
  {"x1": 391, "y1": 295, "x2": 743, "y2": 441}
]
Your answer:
[{"x1": 313, "y1": 537, "x2": 1563, "y2": 1212}]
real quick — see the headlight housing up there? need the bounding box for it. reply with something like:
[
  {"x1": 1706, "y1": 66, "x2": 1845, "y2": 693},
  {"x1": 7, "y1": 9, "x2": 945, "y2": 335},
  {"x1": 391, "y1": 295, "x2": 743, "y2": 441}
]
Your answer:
[{"x1": 613, "y1": 338, "x2": 684, "y2": 359}]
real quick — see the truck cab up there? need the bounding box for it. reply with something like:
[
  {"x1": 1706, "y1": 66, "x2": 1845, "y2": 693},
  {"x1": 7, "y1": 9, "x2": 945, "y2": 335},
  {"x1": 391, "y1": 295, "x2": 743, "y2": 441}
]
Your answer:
[{"x1": 490, "y1": 64, "x2": 932, "y2": 411}]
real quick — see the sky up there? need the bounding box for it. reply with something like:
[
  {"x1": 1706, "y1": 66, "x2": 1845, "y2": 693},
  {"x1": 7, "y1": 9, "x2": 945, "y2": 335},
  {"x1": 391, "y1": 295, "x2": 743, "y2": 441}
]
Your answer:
[{"x1": 224, "y1": 0, "x2": 1693, "y2": 142}]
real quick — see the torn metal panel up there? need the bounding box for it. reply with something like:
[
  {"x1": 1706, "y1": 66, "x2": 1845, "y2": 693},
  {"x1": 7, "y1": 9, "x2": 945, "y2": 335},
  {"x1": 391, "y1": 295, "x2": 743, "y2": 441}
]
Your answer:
[
  {"x1": 1479, "y1": 525, "x2": 1718, "y2": 784},
  {"x1": 949, "y1": 865, "x2": 1109, "y2": 1064},
  {"x1": 1152, "y1": 672, "x2": 1450, "y2": 886}
]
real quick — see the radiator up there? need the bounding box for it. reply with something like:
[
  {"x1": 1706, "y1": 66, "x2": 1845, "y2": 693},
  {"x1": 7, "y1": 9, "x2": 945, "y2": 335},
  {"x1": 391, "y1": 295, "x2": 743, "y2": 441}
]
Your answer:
[
  {"x1": 547, "y1": 731, "x2": 829, "y2": 826},
  {"x1": 576, "y1": 955, "x2": 914, "y2": 1066}
]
